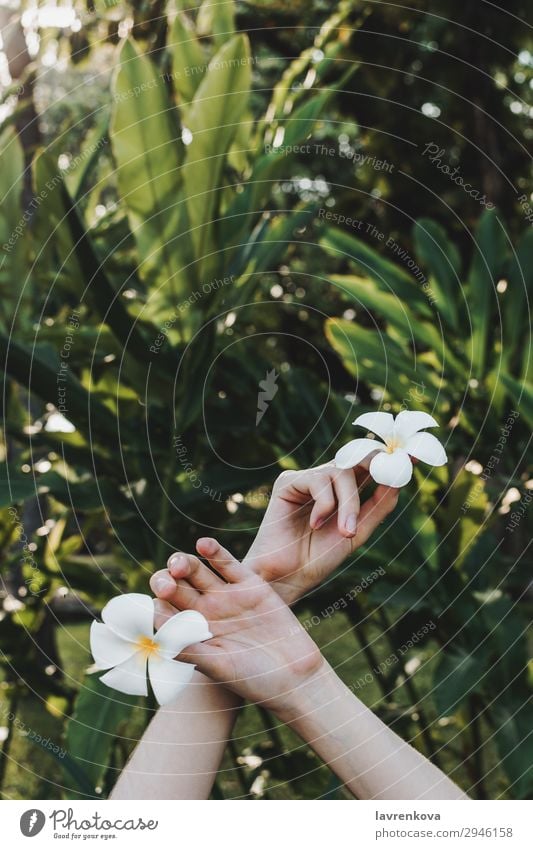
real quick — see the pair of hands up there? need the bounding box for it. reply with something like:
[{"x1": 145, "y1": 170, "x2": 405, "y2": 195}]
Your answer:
[{"x1": 150, "y1": 463, "x2": 399, "y2": 711}]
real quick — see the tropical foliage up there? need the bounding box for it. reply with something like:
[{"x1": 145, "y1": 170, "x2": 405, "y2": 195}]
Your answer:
[{"x1": 0, "y1": 0, "x2": 531, "y2": 800}]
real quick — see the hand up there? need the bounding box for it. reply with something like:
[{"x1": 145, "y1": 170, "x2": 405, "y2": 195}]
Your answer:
[
  {"x1": 152, "y1": 464, "x2": 399, "y2": 609},
  {"x1": 243, "y1": 463, "x2": 399, "y2": 603},
  {"x1": 152, "y1": 538, "x2": 324, "y2": 712}
]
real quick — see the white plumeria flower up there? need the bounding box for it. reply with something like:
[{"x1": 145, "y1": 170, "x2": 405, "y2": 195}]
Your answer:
[
  {"x1": 90, "y1": 593, "x2": 212, "y2": 706},
  {"x1": 335, "y1": 410, "x2": 447, "y2": 487}
]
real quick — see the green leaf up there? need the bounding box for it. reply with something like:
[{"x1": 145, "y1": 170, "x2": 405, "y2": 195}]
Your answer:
[
  {"x1": 413, "y1": 218, "x2": 461, "y2": 329},
  {"x1": 0, "y1": 466, "x2": 46, "y2": 507},
  {"x1": 169, "y1": 12, "x2": 207, "y2": 103},
  {"x1": 320, "y1": 227, "x2": 431, "y2": 315},
  {"x1": 0, "y1": 335, "x2": 122, "y2": 442},
  {"x1": 499, "y1": 375, "x2": 533, "y2": 429},
  {"x1": 329, "y1": 273, "x2": 453, "y2": 357},
  {"x1": 65, "y1": 674, "x2": 138, "y2": 796},
  {"x1": 183, "y1": 34, "x2": 251, "y2": 270},
  {"x1": 33, "y1": 153, "x2": 161, "y2": 376},
  {"x1": 111, "y1": 39, "x2": 189, "y2": 297},
  {"x1": 197, "y1": 0, "x2": 235, "y2": 46},
  {"x1": 225, "y1": 77, "x2": 356, "y2": 247},
  {"x1": 491, "y1": 696, "x2": 533, "y2": 798},
  {"x1": 27, "y1": 735, "x2": 96, "y2": 798},
  {"x1": 504, "y1": 228, "x2": 533, "y2": 382},
  {"x1": 468, "y1": 208, "x2": 507, "y2": 378},
  {"x1": 43, "y1": 472, "x2": 135, "y2": 519},
  {"x1": 32, "y1": 151, "x2": 85, "y2": 292},
  {"x1": 54, "y1": 174, "x2": 155, "y2": 367},
  {"x1": 0, "y1": 128, "x2": 27, "y2": 331},
  {"x1": 440, "y1": 468, "x2": 488, "y2": 568},
  {"x1": 50, "y1": 554, "x2": 117, "y2": 598},
  {"x1": 433, "y1": 646, "x2": 490, "y2": 716},
  {"x1": 282, "y1": 89, "x2": 335, "y2": 149},
  {"x1": 325, "y1": 318, "x2": 434, "y2": 400},
  {"x1": 231, "y1": 206, "x2": 316, "y2": 286},
  {"x1": 259, "y1": 0, "x2": 362, "y2": 146},
  {"x1": 65, "y1": 114, "x2": 109, "y2": 200}
]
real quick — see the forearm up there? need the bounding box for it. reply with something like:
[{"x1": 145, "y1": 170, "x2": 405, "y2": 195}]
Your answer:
[
  {"x1": 277, "y1": 661, "x2": 468, "y2": 800},
  {"x1": 111, "y1": 672, "x2": 242, "y2": 800}
]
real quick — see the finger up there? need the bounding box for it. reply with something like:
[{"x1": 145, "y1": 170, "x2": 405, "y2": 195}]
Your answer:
[
  {"x1": 150, "y1": 569, "x2": 199, "y2": 609},
  {"x1": 355, "y1": 485, "x2": 399, "y2": 545},
  {"x1": 307, "y1": 474, "x2": 337, "y2": 530},
  {"x1": 326, "y1": 455, "x2": 372, "y2": 492},
  {"x1": 355, "y1": 465, "x2": 372, "y2": 491},
  {"x1": 177, "y1": 640, "x2": 213, "y2": 668},
  {"x1": 196, "y1": 537, "x2": 244, "y2": 583},
  {"x1": 168, "y1": 551, "x2": 224, "y2": 593},
  {"x1": 153, "y1": 598, "x2": 178, "y2": 630},
  {"x1": 331, "y1": 468, "x2": 360, "y2": 538}
]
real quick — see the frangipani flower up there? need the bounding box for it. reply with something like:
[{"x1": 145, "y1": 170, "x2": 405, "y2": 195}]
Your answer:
[
  {"x1": 335, "y1": 410, "x2": 447, "y2": 487},
  {"x1": 90, "y1": 593, "x2": 212, "y2": 706}
]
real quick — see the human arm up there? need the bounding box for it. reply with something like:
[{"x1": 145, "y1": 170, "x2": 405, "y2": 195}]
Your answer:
[
  {"x1": 110, "y1": 669, "x2": 242, "y2": 800},
  {"x1": 128, "y1": 466, "x2": 398, "y2": 799},
  {"x1": 163, "y1": 540, "x2": 467, "y2": 800},
  {"x1": 275, "y1": 661, "x2": 465, "y2": 800}
]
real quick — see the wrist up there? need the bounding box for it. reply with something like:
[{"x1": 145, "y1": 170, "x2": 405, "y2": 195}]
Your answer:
[
  {"x1": 272, "y1": 658, "x2": 347, "y2": 725},
  {"x1": 242, "y1": 549, "x2": 300, "y2": 606}
]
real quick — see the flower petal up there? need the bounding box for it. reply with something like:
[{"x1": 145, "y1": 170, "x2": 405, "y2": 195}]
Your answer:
[
  {"x1": 353, "y1": 411, "x2": 395, "y2": 442},
  {"x1": 90, "y1": 621, "x2": 136, "y2": 670},
  {"x1": 369, "y1": 449, "x2": 413, "y2": 487},
  {"x1": 335, "y1": 438, "x2": 385, "y2": 470},
  {"x1": 155, "y1": 609, "x2": 212, "y2": 660},
  {"x1": 101, "y1": 593, "x2": 154, "y2": 642},
  {"x1": 394, "y1": 410, "x2": 438, "y2": 443},
  {"x1": 148, "y1": 656, "x2": 196, "y2": 706},
  {"x1": 404, "y1": 431, "x2": 447, "y2": 466},
  {"x1": 100, "y1": 651, "x2": 148, "y2": 697}
]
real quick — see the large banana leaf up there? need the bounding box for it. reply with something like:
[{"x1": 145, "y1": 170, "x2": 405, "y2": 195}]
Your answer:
[
  {"x1": 499, "y1": 374, "x2": 533, "y2": 428},
  {"x1": 64, "y1": 674, "x2": 138, "y2": 798},
  {"x1": 182, "y1": 34, "x2": 251, "y2": 272},
  {"x1": 329, "y1": 272, "x2": 455, "y2": 356},
  {"x1": 0, "y1": 128, "x2": 27, "y2": 332},
  {"x1": 504, "y1": 228, "x2": 533, "y2": 383},
  {"x1": 325, "y1": 317, "x2": 436, "y2": 402},
  {"x1": 468, "y1": 208, "x2": 507, "y2": 378},
  {"x1": 413, "y1": 217, "x2": 461, "y2": 329},
  {"x1": 320, "y1": 227, "x2": 432, "y2": 315},
  {"x1": 111, "y1": 39, "x2": 189, "y2": 299},
  {"x1": 224, "y1": 75, "x2": 357, "y2": 246},
  {"x1": 197, "y1": 0, "x2": 235, "y2": 47},
  {"x1": 169, "y1": 12, "x2": 207, "y2": 104}
]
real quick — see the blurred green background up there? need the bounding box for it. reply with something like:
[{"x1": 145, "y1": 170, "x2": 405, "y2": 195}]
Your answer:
[{"x1": 0, "y1": 0, "x2": 531, "y2": 800}]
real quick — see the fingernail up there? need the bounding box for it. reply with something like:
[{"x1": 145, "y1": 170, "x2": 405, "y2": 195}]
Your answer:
[
  {"x1": 198, "y1": 537, "x2": 217, "y2": 553},
  {"x1": 168, "y1": 553, "x2": 187, "y2": 570},
  {"x1": 152, "y1": 573, "x2": 175, "y2": 594},
  {"x1": 345, "y1": 514, "x2": 357, "y2": 534}
]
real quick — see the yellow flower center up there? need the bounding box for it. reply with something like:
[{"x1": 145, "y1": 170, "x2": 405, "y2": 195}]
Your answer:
[
  {"x1": 136, "y1": 635, "x2": 160, "y2": 658},
  {"x1": 385, "y1": 438, "x2": 400, "y2": 454}
]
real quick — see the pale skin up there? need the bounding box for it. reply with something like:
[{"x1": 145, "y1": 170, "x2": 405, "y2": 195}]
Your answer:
[
  {"x1": 111, "y1": 464, "x2": 403, "y2": 799},
  {"x1": 112, "y1": 463, "x2": 398, "y2": 798},
  {"x1": 113, "y1": 537, "x2": 467, "y2": 800}
]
